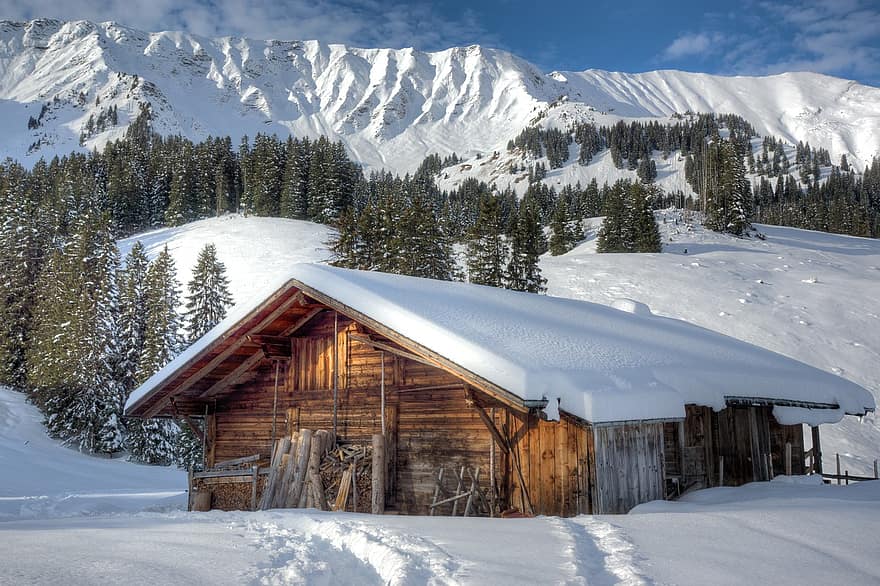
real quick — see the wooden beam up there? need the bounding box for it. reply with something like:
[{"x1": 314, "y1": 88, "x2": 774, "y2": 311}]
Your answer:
[
  {"x1": 141, "y1": 294, "x2": 318, "y2": 418},
  {"x1": 349, "y1": 333, "x2": 438, "y2": 368},
  {"x1": 472, "y1": 404, "x2": 510, "y2": 454},
  {"x1": 183, "y1": 416, "x2": 205, "y2": 443},
  {"x1": 281, "y1": 307, "x2": 323, "y2": 336},
  {"x1": 199, "y1": 350, "x2": 266, "y2": 399},
  {"x1": 246, "y1": 335, "x2": 291, "y2": 346}
]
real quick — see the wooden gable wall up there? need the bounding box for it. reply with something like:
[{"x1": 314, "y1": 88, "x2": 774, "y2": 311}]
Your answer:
[{"x1": 204, "y1": 309, "x2": 595, "y2": 516}]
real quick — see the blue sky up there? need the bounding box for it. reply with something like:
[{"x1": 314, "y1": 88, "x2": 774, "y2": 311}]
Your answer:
[{"x1": 3, "y1": 0, "x2": 879, "y2": 85}]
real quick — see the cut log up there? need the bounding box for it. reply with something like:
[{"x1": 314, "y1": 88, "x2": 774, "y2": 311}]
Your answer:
[
  {"x1": 372, "y1": 434, "x2": 385, "y2": 514},
  {"x1": 259, "y1": 437, "x2": 290, "y2": 510},
  {"x1": 335, "y1": 464, "x2": 354, "y2": 511},
  {"x1": 286, "y1": 429, "x2": 312, "y2": 507},
  {"x1": 275, "y1": 432, "x2": 300, "y2": 508},
  {"x1": 308, "y1": 431, "x2": 329, "y2": 511}
]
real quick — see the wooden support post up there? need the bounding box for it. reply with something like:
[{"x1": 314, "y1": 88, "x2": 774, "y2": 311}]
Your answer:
[
  {"x1": 766, "y1": 454, "x2": 774, "y2": 480},
  {"x1": 719, "y1": 456, "x2": 724, "y2": 486},
  {"x1": 308, "y1": 431, "x2": 328, "y2": 511},
  {"x1": 836, "y1": 453, "x2": 841, "y2": 486},
  {"x1": 429, "y1": 467, "x2": 444, "y2": 516},
  {"x1": 187, "y1": 467, "x2": 194, "y2": 512},
  {"x1": 251, "y1": 465, "x2": 260, "y2": 511},
  {"x1": 451, "y1": 466, "x2": 466, "y2": 516},
  {"x1": 785, "y1": 442, "x2": 792, "y2": 476},
  {"x1": 489, "y1": 407, "x2": 496, "y2": 518},
  {"x1": 286, "y1": 429, "x2": 312, "y2": 508},
  {"x1": 371, "y1": 433, "x2": 385, "y2": 514},
  {"x1": 875, "y1": 459, "x2": 878, "y2": 480},
  {"x1": 811, "y1": 426, "x2": 823, "y2": 475}
]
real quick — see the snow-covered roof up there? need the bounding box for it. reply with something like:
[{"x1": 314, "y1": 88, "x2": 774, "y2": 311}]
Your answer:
[{"x1": 126, "y1": 264, "x2": 874, "y2": 425}]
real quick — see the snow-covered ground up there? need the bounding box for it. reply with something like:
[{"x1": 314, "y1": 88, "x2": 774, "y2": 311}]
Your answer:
[
  {"x1": 5, "y1": 209, "x2": 880, "y2": 583},
  {"x1": 0, "y1": 387, "x2": 185, "y2": 521},
  {"x1": 2, "y1": 384, "x2": 878, "y2": 586}
]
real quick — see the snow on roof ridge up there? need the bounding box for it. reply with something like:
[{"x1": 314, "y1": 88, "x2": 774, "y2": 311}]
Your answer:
[{"x1": 126, "y1": 263, "x2": 875, "y2": 426}]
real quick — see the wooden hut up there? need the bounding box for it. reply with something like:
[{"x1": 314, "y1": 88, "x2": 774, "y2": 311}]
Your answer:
[{"x1": 125, "y1": 265, "x2": 874, "y2": 515}]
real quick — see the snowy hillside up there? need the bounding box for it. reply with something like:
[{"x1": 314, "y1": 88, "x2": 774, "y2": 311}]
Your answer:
[
  {"x1": 2, "y1": 18, "x2": 879, "y2": 175},
  {"x1": 121, "y1": 214, "x2": 880, "y2": 475},
  {"x1": 0, "y1": 387, "x2": 185, "y2": 520}
]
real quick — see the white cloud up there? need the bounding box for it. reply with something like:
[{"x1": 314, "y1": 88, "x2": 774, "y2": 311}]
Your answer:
[
  {"x1": 660, "y1": 32, "x2": 725, "y2": 61},
  {"x1": 0, "y1": 0, "x2": 494, "y2": 51}
]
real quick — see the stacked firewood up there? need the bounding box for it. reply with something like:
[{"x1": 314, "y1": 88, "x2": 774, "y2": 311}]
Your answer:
[
  {"x1": 320, "y1": 443, "x2": 373, "y2": 513},
  {"x1": 258, "y1": 428, "x2": 336, "y2": 510}
]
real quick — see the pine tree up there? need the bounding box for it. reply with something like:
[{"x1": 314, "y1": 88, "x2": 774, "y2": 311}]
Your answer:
[
  {"x1": 597, "y1": 181, "x2": 661, "y2": 253},
  {"x1": 184, "y1": 243, "x2": 233, "y2": 343},
  {"x1": 705, "y1": 140, "x2": 751, "y2": 235},
  {"x1": 0, "y1": 161, "x2": 48, "y2": 388},
  {"x1": 118, "y1": 242, "x2": 150, "y2": 394},
  {"x1": 548, "y1": 199, "x2": 578, "y2": 256},
  {"x1": 466, "y1": 194, "x2": 508, "y2": 287},
  {"x1": 27, "y1": 215, "x2": 125, "y2": 453},
  {"x1": 126, "y1": 245, "x2": 183, "y2": 465},
  {"x1": 506, "y1": 200, "x2": 547, "y2": 293}
]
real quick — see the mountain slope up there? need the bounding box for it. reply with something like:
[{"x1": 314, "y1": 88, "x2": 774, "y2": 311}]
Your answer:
[{"x1": 2, "y1": 18, "x2": 879, "y2": 175}]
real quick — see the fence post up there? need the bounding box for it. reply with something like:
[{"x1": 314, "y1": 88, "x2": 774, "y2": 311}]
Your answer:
[
  {"x1": 845, "y1": 470, "x2": 849, "y2": 486},
  {"x1": 836, "y1": 453, "x2": 841, "y2": 485},
  {"x1": 874, "y1": 459, "x2": 878, "y2": 480},
  {"x1": 811, "y1": 426, "x2": 823, "y2": 474}
]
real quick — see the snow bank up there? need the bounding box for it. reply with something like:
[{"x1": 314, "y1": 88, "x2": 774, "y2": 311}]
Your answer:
[{"x1": 0, "y1": 388, "x2": 185, "y2": 521}]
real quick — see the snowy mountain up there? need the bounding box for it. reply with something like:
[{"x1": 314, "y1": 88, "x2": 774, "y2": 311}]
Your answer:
[
  {"x1": 2, "y1": 18, "x2": 879, "y2": 178},
  {"x1": 118, "y1": 214, "x2": 880, "y2": 477}
]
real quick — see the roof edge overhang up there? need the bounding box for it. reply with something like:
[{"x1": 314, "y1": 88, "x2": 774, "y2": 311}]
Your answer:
[
  {"x1": 724, "y1": 395, "x2": 874, "y2": 417},
  {"x1": 124, "y1": 280, "x2": 304, "y2": 417},
  {"x1": 126, "y1": 276, "x2": 535, "y2": 418}
]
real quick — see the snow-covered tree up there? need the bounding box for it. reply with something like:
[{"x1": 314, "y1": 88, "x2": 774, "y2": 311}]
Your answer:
[
  {"x1": 466, "y1": 194, "x2": 508, "y2": 287},
  {"x1": 127, "y1": 244, "x2": 183, "y2": 464},
  {"x1": 184, "y1": 243, "x2": 233, "y2": 343},
  {"x1": 27, "y1": 215, "x2": 126, "y2": 453},
  {"x1": 506, "y1": 200, "x2": 547, "y2": 293}
]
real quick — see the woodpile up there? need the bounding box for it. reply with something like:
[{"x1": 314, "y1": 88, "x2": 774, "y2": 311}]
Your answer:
[
  {"x1": 256, "y1": 428, "x2": 383, "y2": 512},
  {"x1": 320, "y1": 443, "x2": 373, "y2": 513}
]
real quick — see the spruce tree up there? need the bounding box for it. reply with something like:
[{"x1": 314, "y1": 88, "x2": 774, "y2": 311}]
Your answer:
[
  {"x1": 597, "y1": 181, "x2": 661, "y2": 253},
  {"x1": 506, "y1": 200, "x2": 547, "y2": 293},
  {"x1": 184, "y1": 243, "x2": 234, "y2": 343},
  {"x1": 118, "y1": 241, "x2": 150, "y2": 394},
  {"x1": 549, "y1": 199, "x2": 578, "y2": 256},
  {"x1": 466, "y1": 194, "x2": 508, "y2": 287},
  {"x1": 126, "y1": 245, "x2": 183, "y2": 465},
  {"x1": 27, "y1": 215, "x2": 125, "y2": 453}
]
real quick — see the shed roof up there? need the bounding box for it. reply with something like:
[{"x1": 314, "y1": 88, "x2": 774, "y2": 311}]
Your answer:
[{"x1": 125, "y1": 264, "x2": 874, "y2": 424}]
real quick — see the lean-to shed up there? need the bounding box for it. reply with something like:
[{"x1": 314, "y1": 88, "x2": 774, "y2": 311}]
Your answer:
[{"x1": 125, "y1": 264, "x2": 874, "y2": 514}]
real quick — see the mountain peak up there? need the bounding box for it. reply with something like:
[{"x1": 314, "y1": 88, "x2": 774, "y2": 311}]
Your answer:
[{"x1": 0, "y1": 18, "x2": 877, "y2": 173}]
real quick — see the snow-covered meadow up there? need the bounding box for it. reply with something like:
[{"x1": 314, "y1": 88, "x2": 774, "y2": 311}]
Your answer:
[{"x1": 2, "y1": 386, "x2": 879, "y2": 585}]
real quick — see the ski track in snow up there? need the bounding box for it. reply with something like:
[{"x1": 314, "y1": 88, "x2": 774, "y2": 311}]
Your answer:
[
  {"x1": 238, "y1": 513, "x2": 460, "y2": 585},
  {"x1": 549, "y1": 516, "x2": 651, "y2": 586}
]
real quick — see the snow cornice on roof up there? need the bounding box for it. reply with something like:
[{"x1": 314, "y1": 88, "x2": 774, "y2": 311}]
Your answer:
[{"x1": 125, "y1": 264, "x2": 875, "y2": 425}]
